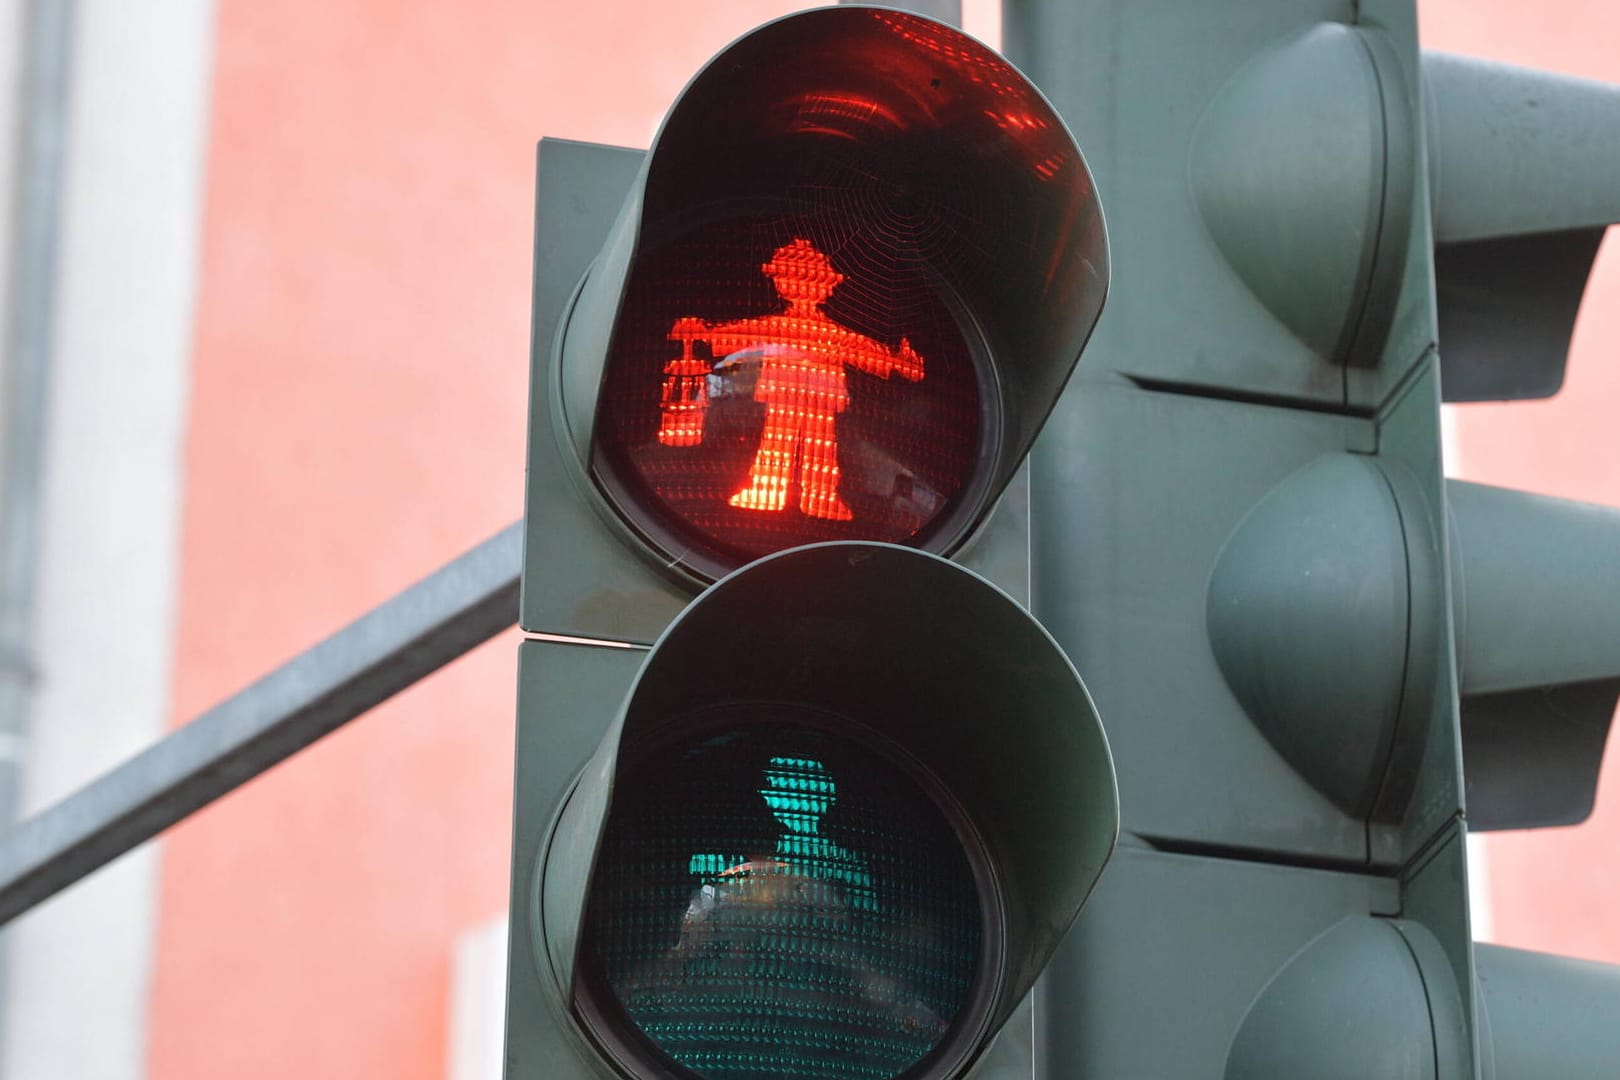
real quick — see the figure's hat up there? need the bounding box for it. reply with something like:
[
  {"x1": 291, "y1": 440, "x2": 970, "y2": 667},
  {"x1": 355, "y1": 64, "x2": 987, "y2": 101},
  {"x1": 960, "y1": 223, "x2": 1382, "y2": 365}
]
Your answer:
[{"x1": 762, "y1": 238, "x2": 844, "y2": 292}]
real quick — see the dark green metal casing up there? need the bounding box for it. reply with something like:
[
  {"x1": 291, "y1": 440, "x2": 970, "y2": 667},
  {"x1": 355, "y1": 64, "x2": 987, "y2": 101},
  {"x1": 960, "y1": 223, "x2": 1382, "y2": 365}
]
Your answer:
[
  {"x1": 1426, "y1": 53, "x2": 1620, "y2": 402},
  {"x1": 999, "y1": 0, "x2": 1620, "y2": 1075},
  {"x1": 1010, "y1": 0, "x2": 1450, "y2": 868},
  {"x1": 504, "y1": 544, "x2": 1117, "y2": 1079}
]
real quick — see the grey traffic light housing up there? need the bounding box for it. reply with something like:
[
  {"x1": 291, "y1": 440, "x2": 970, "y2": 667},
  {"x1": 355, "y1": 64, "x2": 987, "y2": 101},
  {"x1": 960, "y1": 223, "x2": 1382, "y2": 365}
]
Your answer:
[
  {"x1": 998, "y1": 0, "x2": 1620, "y2": 1074},
  {"x1": 507, "y1": 543, "x2": 1117, "y2": 1079}
]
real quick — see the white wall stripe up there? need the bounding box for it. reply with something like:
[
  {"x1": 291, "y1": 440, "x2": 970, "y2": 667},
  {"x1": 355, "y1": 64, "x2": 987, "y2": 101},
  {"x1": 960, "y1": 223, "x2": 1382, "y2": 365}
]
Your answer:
[
  {"x1": 963, "y1": 0, "x2": 1001, "y2": 51},
  {"x1": 1, "y1": 3, "x2": 215, "y2": 1078},
  {"x1": 448, "y1": 915, "x2": 510, "y2": 1080},
  {"x1": 1445, "y1": 403, "x2": 1498, "y2": 945}
]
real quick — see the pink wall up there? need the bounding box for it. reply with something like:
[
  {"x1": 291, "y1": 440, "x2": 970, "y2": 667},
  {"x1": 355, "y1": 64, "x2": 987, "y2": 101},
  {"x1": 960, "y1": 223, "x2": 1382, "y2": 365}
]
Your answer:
[
  {"x1": 148, "y1": 4, "x2": 803, "y2": 1079},
  {"x1": 1422, "y1": 0, "x2": 1620, "y2": 964}
]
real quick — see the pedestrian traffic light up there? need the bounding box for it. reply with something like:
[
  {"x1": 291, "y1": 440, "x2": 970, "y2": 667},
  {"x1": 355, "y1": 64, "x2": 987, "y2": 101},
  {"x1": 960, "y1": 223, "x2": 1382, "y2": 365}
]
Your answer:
[
  {"x1": 521, "y1": 4, "x2": 1106, "y2": 644},
  {"x1": 505, "y1": 543, "x2": 1117, "y2": 1079},
  {"x1": 991, "y1": 1, "x2": 1620, "y2": 1075},
  {"x1": 509, "y1": 7, "x2": 1119, "y2": 1080}
]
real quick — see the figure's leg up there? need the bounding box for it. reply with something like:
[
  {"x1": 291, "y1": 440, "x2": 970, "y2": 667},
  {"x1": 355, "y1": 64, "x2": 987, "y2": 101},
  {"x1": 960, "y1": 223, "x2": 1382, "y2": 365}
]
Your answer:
[
  {"x1": 728, "y1": 407, "x2": 795, "y2": 512},
  {"x1": 798, "y1": 408, "x2": 852, "y2": 521}
]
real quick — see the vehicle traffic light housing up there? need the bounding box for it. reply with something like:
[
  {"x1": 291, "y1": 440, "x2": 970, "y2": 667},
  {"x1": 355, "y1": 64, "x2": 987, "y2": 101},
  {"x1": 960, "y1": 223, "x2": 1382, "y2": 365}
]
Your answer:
[
  {"x1": 505, "y1": 544, "x2": 1116, "y2": 1079},
  {"x1": 522, "y1": 6, "x2": 1107, "y2": 644},
  {"x1": 998, "y1": 0, "x2": 1620, "y2": 1074}
]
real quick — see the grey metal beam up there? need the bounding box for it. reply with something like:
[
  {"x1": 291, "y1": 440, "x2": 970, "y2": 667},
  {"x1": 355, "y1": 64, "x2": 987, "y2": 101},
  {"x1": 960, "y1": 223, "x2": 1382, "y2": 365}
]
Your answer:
[{"x1": 0, "y1": 521, "x2": 522, "y2": 926}]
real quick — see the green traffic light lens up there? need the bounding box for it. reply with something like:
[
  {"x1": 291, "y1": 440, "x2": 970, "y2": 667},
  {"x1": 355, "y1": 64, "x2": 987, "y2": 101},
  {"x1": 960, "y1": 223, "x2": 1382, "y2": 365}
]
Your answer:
[{"x1": 579, "y1": 717, "x2": 987, "y2": 1079}]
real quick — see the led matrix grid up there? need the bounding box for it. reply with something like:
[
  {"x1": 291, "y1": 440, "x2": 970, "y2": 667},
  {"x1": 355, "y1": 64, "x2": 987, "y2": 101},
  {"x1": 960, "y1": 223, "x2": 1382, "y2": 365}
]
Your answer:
[
  {"x1": 582, "y1": 721, "x2": 984, "y2": 1080},
  {"x1": 593, "y1": 168, "x2": 990, "y2": 577}
]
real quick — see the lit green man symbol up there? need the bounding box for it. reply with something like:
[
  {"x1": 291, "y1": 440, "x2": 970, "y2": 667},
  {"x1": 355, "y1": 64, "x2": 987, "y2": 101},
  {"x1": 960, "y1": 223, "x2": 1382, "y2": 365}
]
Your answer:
[{"x1": 688, "y1": 755, "x2": 876, "y2": 912}]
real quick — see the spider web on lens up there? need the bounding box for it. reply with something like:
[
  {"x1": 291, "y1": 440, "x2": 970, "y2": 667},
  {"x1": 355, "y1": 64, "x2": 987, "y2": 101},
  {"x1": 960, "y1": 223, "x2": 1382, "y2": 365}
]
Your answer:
[{"x1": 781, "y1": 140, "x2": 989, "y2": 343}]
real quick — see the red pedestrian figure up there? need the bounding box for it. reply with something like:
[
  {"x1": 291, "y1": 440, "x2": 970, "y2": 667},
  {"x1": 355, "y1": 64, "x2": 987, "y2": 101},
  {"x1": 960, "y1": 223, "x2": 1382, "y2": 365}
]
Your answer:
[{"x1": 660, "y1": 238, "x2": 925, "y2": 522}]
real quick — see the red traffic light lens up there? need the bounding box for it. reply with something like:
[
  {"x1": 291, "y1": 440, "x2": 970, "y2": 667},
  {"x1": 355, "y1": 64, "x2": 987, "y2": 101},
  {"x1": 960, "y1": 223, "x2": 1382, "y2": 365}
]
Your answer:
[
  {"x1": 593, "y1": 224, "x2": 989, "y2": 580},
  {"x1": 569, "y1": 5, "x2": 1109, "y2": 587}
]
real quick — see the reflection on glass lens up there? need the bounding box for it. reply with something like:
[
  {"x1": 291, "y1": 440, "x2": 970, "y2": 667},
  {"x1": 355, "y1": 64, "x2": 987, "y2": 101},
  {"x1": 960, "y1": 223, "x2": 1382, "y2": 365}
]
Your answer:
[{"x1": 583, "y1": 722, "x2": 982, "y2": 1079}]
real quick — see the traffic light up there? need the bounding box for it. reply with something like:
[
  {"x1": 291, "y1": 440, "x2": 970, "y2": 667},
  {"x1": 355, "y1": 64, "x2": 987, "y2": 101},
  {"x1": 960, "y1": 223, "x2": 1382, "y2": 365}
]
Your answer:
[
  {"x1": 507, "y1": 544, "x2": 1116, "y2": 1079},
  {"x1": 992, "y1": 0, "x2": 1620, "y2": 1074},
  {"x1": 508, "y1": 8, "x2": 1118, "y2": 1080},
  {"x1": 521, "y1": 5, "x2": 1106, "y2": 644}
]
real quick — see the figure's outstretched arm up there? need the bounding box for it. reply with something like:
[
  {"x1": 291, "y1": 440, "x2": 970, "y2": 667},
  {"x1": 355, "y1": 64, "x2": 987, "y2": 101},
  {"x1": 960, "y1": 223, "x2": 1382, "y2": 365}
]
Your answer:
[
  {"x1": 893, "y1": 337, "x2": 925, "y2": 382},
  {"x1": 842, "y1": 330, "x2": 926, "y2": 381},
  {"x1": 696, "y1": 316, "x2": 766, "y2": 360}
]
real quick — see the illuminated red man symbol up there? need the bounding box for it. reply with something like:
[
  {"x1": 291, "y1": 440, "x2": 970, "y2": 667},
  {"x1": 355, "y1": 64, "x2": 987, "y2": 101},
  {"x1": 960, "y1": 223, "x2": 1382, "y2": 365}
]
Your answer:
[{"x1": 664, "y1": 238, "x2": 925, "y2": 521}]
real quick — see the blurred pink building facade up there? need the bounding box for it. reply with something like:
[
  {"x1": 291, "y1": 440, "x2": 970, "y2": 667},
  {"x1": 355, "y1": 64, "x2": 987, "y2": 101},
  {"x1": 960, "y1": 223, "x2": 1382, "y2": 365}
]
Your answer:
[{"x1": 0, "y1": 3, "x2": 1614, "y2": 1079}]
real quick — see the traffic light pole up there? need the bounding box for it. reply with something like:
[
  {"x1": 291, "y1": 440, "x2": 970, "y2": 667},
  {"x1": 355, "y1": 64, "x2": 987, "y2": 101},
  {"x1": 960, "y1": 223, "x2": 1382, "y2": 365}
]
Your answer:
[{"x1": 0, "y1": 521, "x2": 523, "y2": 926}]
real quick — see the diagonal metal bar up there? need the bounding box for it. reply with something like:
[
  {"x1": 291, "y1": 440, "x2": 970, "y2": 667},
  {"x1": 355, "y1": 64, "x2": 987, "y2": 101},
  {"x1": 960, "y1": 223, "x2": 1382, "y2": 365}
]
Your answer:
[{"x1": 0, "y1": 521, "x2": 522, "y2": 926}]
